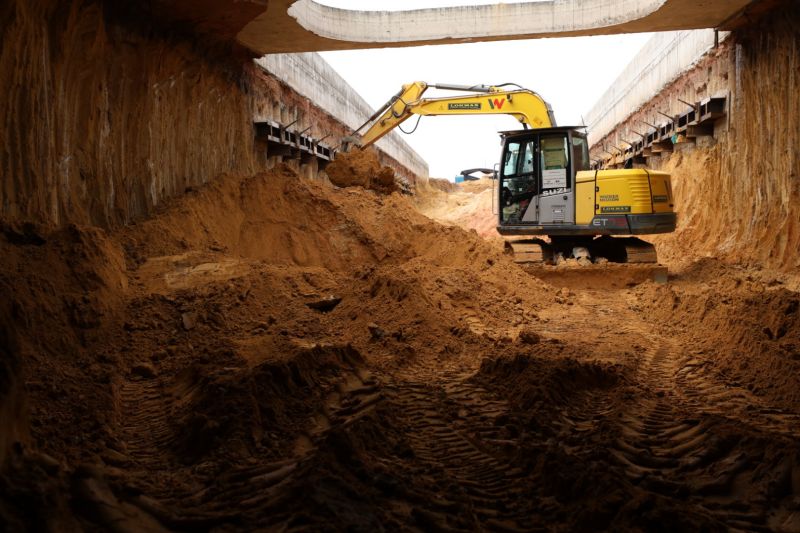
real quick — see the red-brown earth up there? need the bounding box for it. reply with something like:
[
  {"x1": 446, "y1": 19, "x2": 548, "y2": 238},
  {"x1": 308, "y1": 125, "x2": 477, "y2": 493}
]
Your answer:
[{"x1": 1, "y1": 164, "x2": 799, "y2": 531}]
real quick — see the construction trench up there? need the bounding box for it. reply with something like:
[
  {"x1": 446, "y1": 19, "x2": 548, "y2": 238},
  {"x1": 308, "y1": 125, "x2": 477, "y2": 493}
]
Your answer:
[{"x1": 1, "y1": 0, "x2": 800, "y2": 531}]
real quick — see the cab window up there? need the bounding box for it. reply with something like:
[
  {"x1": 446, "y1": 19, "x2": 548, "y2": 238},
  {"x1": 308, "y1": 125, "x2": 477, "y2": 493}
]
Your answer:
[
  {"x1": 503, "y1": 142, "x2": 521, "y2": 176},
  {"x1": 571, "y1": 135, "x2": 590, "y2": 171},
  {"x1": 540, "y1": 135, "x2": 569, "y2": 193},
  {"x1": 501, "y1": 139, "x2": 537, "y2": 223},
  {"x1": 503, "y1": 141, "x2": 536, "y2": 177},
  {"x1": 521, "y1": 142, "x2": 535, "y2": 174}
]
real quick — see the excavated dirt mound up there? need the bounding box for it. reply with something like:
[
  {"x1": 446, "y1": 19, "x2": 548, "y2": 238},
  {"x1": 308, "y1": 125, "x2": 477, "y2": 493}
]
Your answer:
[
  {"x1": 427, "y1": 177, "x2": 459, "y2": 193},
  {"x1": 415, "y1": 177, "x2": 500, "y2": 239},
  {"x1": 635, "y1": 259, "x2": 800, "y2": 410},
  {"x1": 323, "y1": 149, "x2": 398, "y2": 194},
  {"x1": 0, "y1": 165, "x2": 551, "y2": 529},
  {"x1": 2, "y1": 164, "x2": 800, "y2": 531}
]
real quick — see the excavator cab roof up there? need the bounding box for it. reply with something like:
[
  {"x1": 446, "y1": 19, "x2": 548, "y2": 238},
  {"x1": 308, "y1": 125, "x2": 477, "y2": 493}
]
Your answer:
[{"x1": 499, "y1": 126, "x2": 588, "y2": 138}]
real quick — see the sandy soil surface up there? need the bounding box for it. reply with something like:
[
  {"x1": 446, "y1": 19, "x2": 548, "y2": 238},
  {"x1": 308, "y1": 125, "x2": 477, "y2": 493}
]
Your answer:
[
  {"x1": 415, "y1": 177, "x2": 502, "y2": 241},
  {"x1": 1, "y1": 164, "x2": 800, "y2": 531},
  {"x1": 324, "y1": 149, "x2": 399, "y2": 195}
]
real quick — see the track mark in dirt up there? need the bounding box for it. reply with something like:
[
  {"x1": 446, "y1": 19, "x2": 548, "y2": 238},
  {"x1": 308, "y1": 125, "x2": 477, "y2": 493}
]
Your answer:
[
  {"x1": 674, "y1": 353, "x2": 800, "y2": 437},
  {"x1": 175, "y1": 367, "x2": 387, "y2": 527},
  {"x1": 610, "y1": 343, "x2": 708, "y2": 481},
  {"x1": 555, "y1": 388, "x2": 617, "y2": 438},
  {"x1": 179, "y1": 459, "x2": 300, "y2": 524},
  {"x1": 534, "y1": 287, "x2": 800, "y2": 531},
  {"x1": 607, "y1": 338, "x2": 796, "y2": 531},
  {"x1": 295, "y1": 368, "x2": 382, "y2": 456},
  {"x1": 386, "y1": 377, "x2": 531, "y2": 532},
  {"x1": 118, "y1": 361, "x2": 387, "y2": 527},
  {"x1": 118, "y1": 378, "x2": 175, "y2": 465}
]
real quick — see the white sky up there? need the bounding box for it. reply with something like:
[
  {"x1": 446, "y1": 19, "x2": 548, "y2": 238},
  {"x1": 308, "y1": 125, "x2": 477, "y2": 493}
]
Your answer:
[{"x1": 318, "y1": 2, "x2": 652, "y2": 178}]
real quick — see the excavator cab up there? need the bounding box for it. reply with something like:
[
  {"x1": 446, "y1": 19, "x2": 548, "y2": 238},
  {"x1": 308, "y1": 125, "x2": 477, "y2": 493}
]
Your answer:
[{"x1": 499, "y1": 127, "x2": 589, "y2": 226}]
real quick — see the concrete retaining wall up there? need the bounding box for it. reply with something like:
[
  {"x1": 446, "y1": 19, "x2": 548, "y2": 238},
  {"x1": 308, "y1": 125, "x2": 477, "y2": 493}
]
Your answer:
[
  {"x1": 585, "y1": 29, "x2": 729, "y2": 146},
  {"x1": 0, "y1": 0, "x2": 429, "y2": 229},
  {"x1": 256, "y1": 53, "x2": 429, "y2": 180},
  {"x1": 585, "y1": 5, "x2": 800, "y2": 271}
]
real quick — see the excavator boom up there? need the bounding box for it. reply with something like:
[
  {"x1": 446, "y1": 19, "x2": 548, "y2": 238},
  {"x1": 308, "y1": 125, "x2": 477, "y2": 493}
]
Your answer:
[{"x1": 353, "y1": 81, "x2": 556, "y2": 148}]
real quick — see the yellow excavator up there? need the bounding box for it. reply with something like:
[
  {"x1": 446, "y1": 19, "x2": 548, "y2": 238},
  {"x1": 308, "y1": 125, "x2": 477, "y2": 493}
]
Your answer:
[{"x1": 348, "y1": 81, "x2": 677, "y2": 264}]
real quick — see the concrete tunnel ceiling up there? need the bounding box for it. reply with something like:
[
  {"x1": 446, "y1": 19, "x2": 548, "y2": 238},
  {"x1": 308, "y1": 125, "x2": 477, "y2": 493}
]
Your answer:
[{"x1": 236, "y1": 0, "x2": 755, "y2": 54}]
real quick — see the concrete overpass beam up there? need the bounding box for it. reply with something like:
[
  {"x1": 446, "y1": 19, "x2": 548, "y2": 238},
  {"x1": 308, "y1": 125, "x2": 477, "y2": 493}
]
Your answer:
[{"x1": 236, "y1": 0, "x2": 754, "y2": 54}]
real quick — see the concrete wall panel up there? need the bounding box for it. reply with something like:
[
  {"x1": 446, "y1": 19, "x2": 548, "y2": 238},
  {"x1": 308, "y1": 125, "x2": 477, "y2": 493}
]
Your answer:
[
  {"x1": 585, "y1": 29, "x2": 728, "y2": 145},
  {"x1": 256, "y1": 53, "x2": 429, "y2": 180}
]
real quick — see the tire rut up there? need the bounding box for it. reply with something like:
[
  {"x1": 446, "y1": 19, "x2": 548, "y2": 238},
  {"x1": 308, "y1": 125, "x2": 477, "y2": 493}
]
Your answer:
[
  {"x1": 386, "y1": 377, "x2": 532, "y2": 532},
  {"x1": 555, "y1": 291, "x2": 799, "y2": 531},
  {"x1": 118, "y1": 377, "x2": 175, "y2": 466},
  {"x1": 674, "y1": 353, "x2": 800, "y2": 437},
  {"x1": 608, "y1": 337, "x2": 797, "y2": 531},
  {"x1": 116, "y1": 365, "x2": 385, "y2": 527}
]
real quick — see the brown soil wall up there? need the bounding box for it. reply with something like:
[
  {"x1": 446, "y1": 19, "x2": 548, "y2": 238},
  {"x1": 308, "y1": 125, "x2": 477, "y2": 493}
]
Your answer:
[
  {"x1": 0, "y1": 0, "x2": 425, "y2": 230},
  {"x1": 0, "y1": 0, "x2": 259, "y2": 228},
  {"x1": 593, "y1": 5, "x2": 800, "y2": 272}
]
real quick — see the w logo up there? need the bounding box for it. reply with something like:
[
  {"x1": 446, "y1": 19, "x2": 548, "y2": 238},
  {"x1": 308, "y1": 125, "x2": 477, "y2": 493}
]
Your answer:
[{"x1": 488, "y1": 98, "x2": 506, "y2": 110}]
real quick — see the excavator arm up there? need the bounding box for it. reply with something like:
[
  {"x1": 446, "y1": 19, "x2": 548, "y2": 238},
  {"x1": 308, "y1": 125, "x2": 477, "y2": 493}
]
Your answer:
[{"x1": 351, "y1": 81, "x2": 557, "y2": 148}]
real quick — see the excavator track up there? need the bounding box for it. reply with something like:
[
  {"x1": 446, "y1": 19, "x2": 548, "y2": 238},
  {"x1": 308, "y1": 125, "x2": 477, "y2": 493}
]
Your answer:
[
  {"x1": 505, "y1": 236, "x2": 658, "y2": 265},
  {"x1": 504, "y1": 238, "x2": 551, "y2": 264},
  {"x1": 592, "y1": 236, "x2": 658, "y2": 264}
]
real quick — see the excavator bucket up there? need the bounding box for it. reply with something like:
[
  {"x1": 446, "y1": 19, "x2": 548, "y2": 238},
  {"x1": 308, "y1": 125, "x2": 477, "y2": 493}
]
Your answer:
[{"x1": 339, "y1": 135, "x2": 362, "y2": 153}]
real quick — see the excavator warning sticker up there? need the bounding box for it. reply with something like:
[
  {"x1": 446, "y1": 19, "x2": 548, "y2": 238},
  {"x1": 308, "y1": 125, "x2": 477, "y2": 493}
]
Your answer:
[
  {"x1": 542, "y1": 169, "x2": 567, "y2": 188},
  {"x1": 601, "y1": 206, "x2": 631, "y2": 213},
  {"x1": 448, "y1": 103, "x2": 481, "y2": 110}
]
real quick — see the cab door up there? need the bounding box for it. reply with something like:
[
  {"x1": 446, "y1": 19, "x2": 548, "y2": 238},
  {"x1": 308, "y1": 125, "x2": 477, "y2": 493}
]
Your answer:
[
  {"x1": 499, "y1": 137, "x2": 538, "y2": 224},
  {"x1": 537, "y1": 133, "x2": 575, "y2": 225}
]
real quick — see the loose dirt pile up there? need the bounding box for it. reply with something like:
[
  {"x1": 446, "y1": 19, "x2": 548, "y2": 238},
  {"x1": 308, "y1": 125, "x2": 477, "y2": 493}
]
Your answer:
[
  {"x1": 2, "y1": 163, "x2": 799, "y2": 531},
  {"x1": 636, "y1": 259, "x2": 800, "y2": 410},
  {"x1": 324, "y1": 149, "x2": 398, "y2": 194},
  {"x1": 415, "y1": 177, "x2": 500, "y2": 239},
  {"x1": 0, "y1": 165, "x2": 550, "y2": 529},
  {"x1": 426, "y1": 177, "x2": 459, "y2": 193}
]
